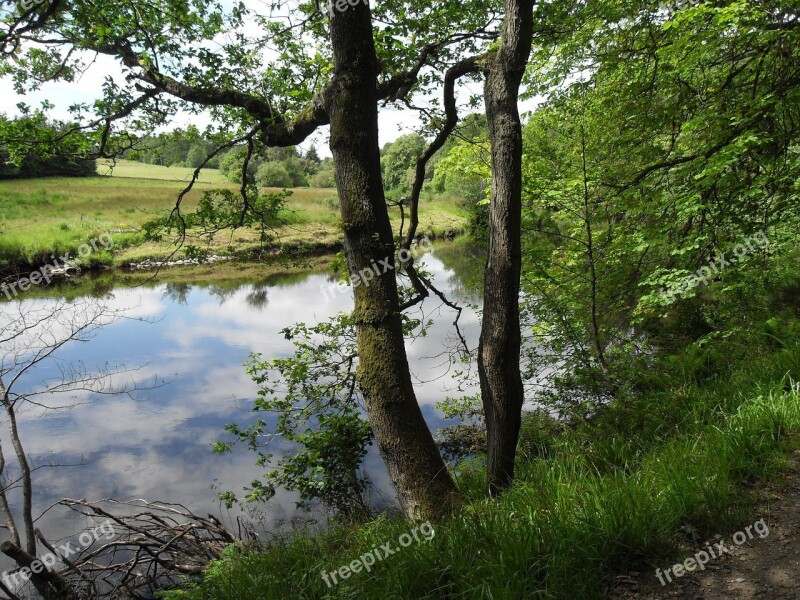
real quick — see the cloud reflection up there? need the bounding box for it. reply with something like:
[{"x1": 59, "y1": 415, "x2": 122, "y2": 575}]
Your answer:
[{"x1": 2, "y1": 251, "x2": 481, "y2": 562}]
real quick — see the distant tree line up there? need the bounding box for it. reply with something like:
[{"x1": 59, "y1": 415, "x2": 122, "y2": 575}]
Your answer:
[
  {"x1": 123, "y1": 126, "x2": 334, "y2": 187},
  {"x1": 0, "y1": 149, "x2": 96, "y2": 179},
  {"x1": 123, "y1": 126, "x2": 225, "y2": 168},
  {"x1": 1, "y1": 112, "x2": 488, "y2": 196},
  {"x1": 0, "y1": 115, "x2": 97, "y2": 179},
  {"x1": 122, "y1": 120, "x2": 490, "y2": 198},
  {"x1": 218, "y1": 144, "x2": 333, "y2": 188}
]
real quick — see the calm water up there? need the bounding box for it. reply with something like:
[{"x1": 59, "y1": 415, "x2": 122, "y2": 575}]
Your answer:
[{"x1": 0, "y1": 243, "x2": 484, "y2": 561}]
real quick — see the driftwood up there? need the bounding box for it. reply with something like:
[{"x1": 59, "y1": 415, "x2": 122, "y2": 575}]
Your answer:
[{"x1": 2, "y1": 498, "x2": 238, "y2": 600}]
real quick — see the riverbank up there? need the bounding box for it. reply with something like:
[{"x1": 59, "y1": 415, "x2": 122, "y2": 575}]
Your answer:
[
  {"x1": 0, "y1": 235, "x2": 484, "y2": 302},
  {"x1": 161, "y1": 293, "x2": 800, "y2": 599},
  {"x1": 0, "y1": 164, "x2": 469, "y2": 278}
]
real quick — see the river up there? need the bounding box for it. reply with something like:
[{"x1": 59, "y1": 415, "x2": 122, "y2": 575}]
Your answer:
[{"x1": 0, "y1": 241, "x2": 484, "y2": 567}]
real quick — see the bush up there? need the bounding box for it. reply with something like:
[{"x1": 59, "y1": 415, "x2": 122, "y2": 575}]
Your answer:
[
  {"x1": 219, "y1": 148, "x2": 258, "y2": 183},
  {"x1": 256, "y1": 162, "x2": 293, "y2": 188},
  {"x1": 310, "y1": 168, "x2": 336, "y2": 188}
]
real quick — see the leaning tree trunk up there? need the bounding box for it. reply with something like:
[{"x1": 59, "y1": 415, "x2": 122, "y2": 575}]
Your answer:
[
  {"x1": 478, "y1": 0, "x2": 534, "y2": 494},
  {"x1": 327, "y1": 1, "x2": 461, "y2": 520}
]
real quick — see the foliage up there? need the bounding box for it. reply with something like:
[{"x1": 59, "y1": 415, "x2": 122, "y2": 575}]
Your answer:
[
  {"x1": 218, "y1": 147, "x2": 258, "y2": 184},
  {"x1": 430, "y1": 113, "x2": 490, "y2": 203},
  {"x1": 123, "y1": 127, "x2": 222, "y2": 168},
  {"x1": 185, "y1": 144, "x2": 209, "y2": 169},
  {"x1": 304, "y1": 145, "x2": 320, "y2": 163},
  {"x1": 0, "y1": 114, "x2": 96, "y2": 178},
  {"x1": 168, "y1": 187, "x2": 288, "y2": 261},
  {"x1": 219, "y1": 146, "x2": 313, "y2": 187},
  {"x1": 429, "y1": 113, "x2": 491, "y2": 234},
  {"x1": 517, "y1": 0, "x2": 800, "y2": 409},
  {"x1": 256, "y1": 161, "x2": 293, "y2": 188},
  {"x1": 280, "y1": 157, "x2": 309, "y2": 187},
  {"x1": 213, "y1": 314, "x2": 374, "y2": 518},
  {"x1": 380, "y1": 133, "x2": 426, "y2": 195}
]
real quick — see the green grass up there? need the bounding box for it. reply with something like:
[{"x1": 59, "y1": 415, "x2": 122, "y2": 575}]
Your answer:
[
  {"x1": 96, "y1": 158, "x2": 230, "y2": 184},
  {"x1": 160, "y1": 320, "x2": 800, "y2": 600},
  {"x1": 0, "y1": 161, "x2": 468, "y2": 272}
]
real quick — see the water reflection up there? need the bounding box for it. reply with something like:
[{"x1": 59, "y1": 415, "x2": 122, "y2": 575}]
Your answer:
[{"x1": 0, "y1": 243, "x2": 484, "y2": 566}]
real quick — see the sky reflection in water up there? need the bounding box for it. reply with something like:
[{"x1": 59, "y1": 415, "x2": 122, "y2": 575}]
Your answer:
[{"x1": 5, "y1": 248, "x2": 482, "y2": 553}]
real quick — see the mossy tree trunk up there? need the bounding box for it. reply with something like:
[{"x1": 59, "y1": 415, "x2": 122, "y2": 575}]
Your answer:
[
  {"x1": 327, "y1": 1, "x2": 461, "y2": 520},
  {"x1": 479, "y1": 0, "x2": 534, "y2": 494}
]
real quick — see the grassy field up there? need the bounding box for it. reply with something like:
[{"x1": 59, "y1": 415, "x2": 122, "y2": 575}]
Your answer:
[
  {"x1": 0, "y1": 160, "x2": 468, "y2": 271},
  {"x1": 96, "y1": 158, "x2": 230, "y2": 184}
]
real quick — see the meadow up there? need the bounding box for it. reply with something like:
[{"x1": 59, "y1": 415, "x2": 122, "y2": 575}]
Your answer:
[{"x1": 0, "y1": 160, "x2": 468, "y2": 271}]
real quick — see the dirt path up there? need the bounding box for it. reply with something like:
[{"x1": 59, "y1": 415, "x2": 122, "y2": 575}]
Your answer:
[{"x1": 612, "y1": 450, "x2": 800, "y2": 599}]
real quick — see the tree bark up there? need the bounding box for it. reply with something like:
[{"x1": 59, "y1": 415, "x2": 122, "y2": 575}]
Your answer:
[
  {"x1": 479, "y1": 0, "x2": 534, "y2": 494},
  {"x1": 327, "y1": 1, "x2": 461, "y2": 520},
  {"x1": 579, "y1": 120, "x2": 614, "y2": 391}
]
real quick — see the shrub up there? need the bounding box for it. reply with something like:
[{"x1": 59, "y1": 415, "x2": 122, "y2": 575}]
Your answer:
[
  {"x1": 256, "y1": 162, "x2": 294, "y2": 188},
  {"x1": 309, "y1": 168, "x2": 336, "y2": 188}
]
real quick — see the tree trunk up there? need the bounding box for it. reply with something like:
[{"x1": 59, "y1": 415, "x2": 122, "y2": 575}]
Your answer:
[
  {"x1": 579, "y1": 120, "x2": 614, "y2": 392},
  {"x1": 0, "y1": 380, "x2": 35, "y2": 554},
  {"x1": 327, "y1": 2, "x2": 461, "y2": 520},
  {"x1": 479, "y1": 0, "x2": 534, "y2": 494}
]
